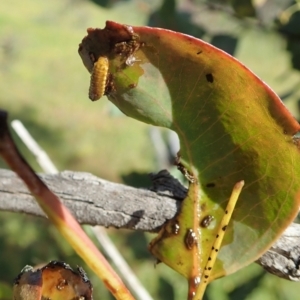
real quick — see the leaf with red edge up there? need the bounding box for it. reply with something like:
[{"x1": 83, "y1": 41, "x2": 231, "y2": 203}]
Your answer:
[{"x1": 78, "y1": 21, "x2": 300, "y2": 296}]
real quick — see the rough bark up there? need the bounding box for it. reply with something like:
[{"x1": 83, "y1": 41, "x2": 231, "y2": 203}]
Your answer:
[{"x1": 0, "y1": 168, "x2": 299, "y2": 281}]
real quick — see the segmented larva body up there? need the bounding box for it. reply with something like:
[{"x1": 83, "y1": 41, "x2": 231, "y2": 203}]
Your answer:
[{"x1": 89, "y1": 56, "x2": 109, "y2": 101}]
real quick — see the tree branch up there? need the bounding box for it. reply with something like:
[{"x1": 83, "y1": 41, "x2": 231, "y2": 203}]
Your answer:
[
  {"x1": 0, "y1": 168, "x2": 186, "y2": 232},
  {"x1": 0, "y1": 168, "x2": 299, "y2": 281}
]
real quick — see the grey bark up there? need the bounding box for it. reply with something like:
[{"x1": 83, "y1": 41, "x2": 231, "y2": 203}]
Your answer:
[
  {"x1": 0, "y1": 168, "x2": 186, "y2": 231},
  {"x1": 0, "y1": 168, "x2": 299, "y2": 281}
]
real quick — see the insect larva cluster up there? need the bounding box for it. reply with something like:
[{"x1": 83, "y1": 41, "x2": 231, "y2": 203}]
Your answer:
[{"x1": 89, "y1": 56, "x2": 109, "y2": 101}]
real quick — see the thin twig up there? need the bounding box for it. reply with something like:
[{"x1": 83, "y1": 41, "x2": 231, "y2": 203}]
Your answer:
[{"x1": 11, "y1": 119, "x2": 153, "y2": 300}]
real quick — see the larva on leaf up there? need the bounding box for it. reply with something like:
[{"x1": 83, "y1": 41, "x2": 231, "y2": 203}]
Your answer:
[{"x1": 89, "y1": 56, "x2": 109, "y2": 101}]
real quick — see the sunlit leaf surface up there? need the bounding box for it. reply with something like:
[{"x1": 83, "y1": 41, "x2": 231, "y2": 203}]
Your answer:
[{"x1": 78, "y1": 21, "x2": 300, "y2": 288}]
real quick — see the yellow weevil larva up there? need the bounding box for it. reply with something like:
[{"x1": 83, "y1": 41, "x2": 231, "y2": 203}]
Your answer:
[
  {"x1": 89, "y1": 56, "x2": 109, "y2": 101},
  {"x1": 195, "y1": 180, "x2": 245, "y2": 299}
]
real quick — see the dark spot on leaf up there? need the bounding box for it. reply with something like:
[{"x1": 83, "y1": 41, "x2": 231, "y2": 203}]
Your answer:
[
  {"x1": 208, "y1": 267, "x2": 212, "y2": 270},
  {"x1": 204, "y1": 275, "x2": 209, "y2": 279},
  {"x1": 215, "y1": 249, "x2": 218, "y2": 252},
  {"x1": 197, "y1": 50, "x2": 202, "y2": 55},
  {"x1": 216, "y1": 234, "x2": 219, "y2": 238},
  {"x1": 225, "y1": 210, "x2": 228, "y2": 214},
  {"x1": 206, "y1": 73, "x2": 214, "y2": 83},
  {"x1": 206, "y1": 182, "x2": 215, "y2": 188},
  {"x1": 222, "y1": 225, "x2": 227, "y2": 231},
  {"x1": 185, "y1": 229, "x2": 197, "y2": 250},
  {"x1": 200, "y1": 215, "x2": 214, "y2": 228},
  {"x1": 208, "y1": 257, "x2": 211, "y2": 261},
  {"x1": 172, "y1": 221, "x2": 180, "y2": 235}
]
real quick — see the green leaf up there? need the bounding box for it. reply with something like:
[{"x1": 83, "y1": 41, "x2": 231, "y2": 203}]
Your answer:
[{"x1": 78, "y1": 21, "x2": 300, "y2": 289}]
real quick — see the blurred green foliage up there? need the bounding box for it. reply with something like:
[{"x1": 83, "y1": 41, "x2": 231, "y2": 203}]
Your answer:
[{"x1": 1, "y1": 0, "x2": 300, "y2": 299}]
